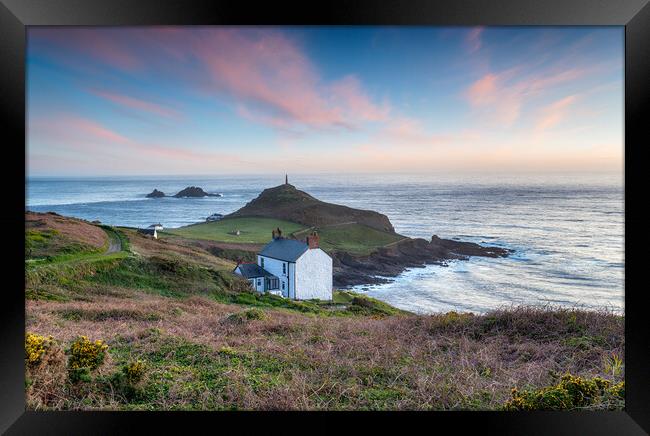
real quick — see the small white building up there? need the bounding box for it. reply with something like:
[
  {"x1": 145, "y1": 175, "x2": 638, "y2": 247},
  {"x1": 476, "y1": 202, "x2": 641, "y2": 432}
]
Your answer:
[{"x1": 234, "y1": 228, "x2": 332, "y2": 300}]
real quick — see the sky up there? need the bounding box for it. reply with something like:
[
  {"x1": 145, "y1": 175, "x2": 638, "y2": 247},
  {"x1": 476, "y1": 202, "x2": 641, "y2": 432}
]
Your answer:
[{"x1": 27, "y1": 26, "x2": 624, "y2": 177}]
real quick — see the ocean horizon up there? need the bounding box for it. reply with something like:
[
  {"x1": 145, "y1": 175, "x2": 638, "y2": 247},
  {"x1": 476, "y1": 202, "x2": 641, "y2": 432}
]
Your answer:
[{"x1": 26, "y1": 171, "x2": 624, "y2": 315}]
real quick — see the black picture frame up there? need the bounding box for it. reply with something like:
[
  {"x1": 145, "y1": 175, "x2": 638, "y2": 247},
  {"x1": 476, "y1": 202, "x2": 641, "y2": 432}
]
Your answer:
[{"x1": 1, "y1": 0, "x2": 648, "y2": 433}]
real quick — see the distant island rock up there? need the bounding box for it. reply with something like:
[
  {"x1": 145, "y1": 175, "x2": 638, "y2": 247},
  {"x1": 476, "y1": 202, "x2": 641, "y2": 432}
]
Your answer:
[
  {"x1": 146, "y1": 189, "x2": 166, "y2": 198},
  {"x1": 173, "y1": 186, "x2": 222, "y2": 198}
]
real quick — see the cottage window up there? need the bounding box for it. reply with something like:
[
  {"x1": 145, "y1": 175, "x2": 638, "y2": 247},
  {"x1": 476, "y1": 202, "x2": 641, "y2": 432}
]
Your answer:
[
  {"x1": 282, "y1": 282, "x2": 285, "y2": 290},
  {"x1": 257, "y1": 278, "x2": 262, "y2": 287},
  {"x1": 267, "y1": 278, "x2": 279, "y2": 289},
  {"x1": 282, "y1": 263, "x2": 286, "y2": 274},
  {"x1": 260, "y1": 258, "x2": 264, "y2": 268}
]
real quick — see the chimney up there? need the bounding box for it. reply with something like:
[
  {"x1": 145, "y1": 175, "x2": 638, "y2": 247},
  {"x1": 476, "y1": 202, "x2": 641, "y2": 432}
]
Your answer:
[
  {"x1": 285, "y1": 174, "x2": 288, "y2": 185},
  {"x1": 306, "y1": 231, "x2": 320, "y2": 249}
]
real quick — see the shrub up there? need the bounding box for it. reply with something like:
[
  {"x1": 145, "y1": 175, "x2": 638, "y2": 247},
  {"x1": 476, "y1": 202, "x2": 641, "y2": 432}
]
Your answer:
[
  {"x1": 25, "y1": 334, "x2": 67, "y2": 410},
  {"x1": 25, "y1": 333, "x2": 56, "y2": 367},
  {"x1": 68, "y1": 336, "x2": 108, "y2": 382},
  {"x1": 243, "y1": 308, "x2": 266, "y2": 320},
  {"x1": 122, "y1": 359, "x2": 146, "y2": 384},
  {"x1": 226, "y1": 308, "x2": 266, "y2": 324},
  {"x1": 504, "y1": 374, "x2": 624, "y2": 411}
]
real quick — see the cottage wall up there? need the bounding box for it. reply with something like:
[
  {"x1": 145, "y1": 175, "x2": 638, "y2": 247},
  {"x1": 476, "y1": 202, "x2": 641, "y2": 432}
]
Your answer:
[{"x1": 294, "y1": 249, "x2": 332, "y2": 300}]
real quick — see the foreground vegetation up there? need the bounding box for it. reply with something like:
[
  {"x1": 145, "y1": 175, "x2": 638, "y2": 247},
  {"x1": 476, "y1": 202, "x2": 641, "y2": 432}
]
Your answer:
[{"x1": 25, "y1": 212, "x2": 625, "y2": 411}]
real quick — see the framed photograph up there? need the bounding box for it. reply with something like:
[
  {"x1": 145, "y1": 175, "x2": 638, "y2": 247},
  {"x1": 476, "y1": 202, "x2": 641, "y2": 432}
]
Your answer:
[{"x1": 2, "y1": 0, "x2": 648, "y2": 433}]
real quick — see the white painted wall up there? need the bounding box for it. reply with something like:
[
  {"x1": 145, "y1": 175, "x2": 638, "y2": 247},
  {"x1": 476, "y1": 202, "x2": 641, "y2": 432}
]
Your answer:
[{"x1": 294, "y1": 248, "x2": 332, "y2": 300}]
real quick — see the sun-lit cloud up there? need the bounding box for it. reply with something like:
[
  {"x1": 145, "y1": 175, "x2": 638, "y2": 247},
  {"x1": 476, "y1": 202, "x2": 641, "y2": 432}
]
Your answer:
[
  {"x1": 535, "y1": 94, "x2": 579, "y2": 131},
  {"x1": 29, "y1": 114, "x2": 247, "y2": 171},
  {"x1": 466, "y1": 27, "x2": 485, "y2": 53},
  {"x1": 31, "y1": 28, "x2": 389, "y2": 132},
  {"x1": 88, "y1": 89, "x2": 182, "y2": 120},
  {"x1": 27, "y1": 26, "x2": 624, "y2": 176},
  {"x1": 465, "y1": 65, "x2": 593, "y2": 127}
]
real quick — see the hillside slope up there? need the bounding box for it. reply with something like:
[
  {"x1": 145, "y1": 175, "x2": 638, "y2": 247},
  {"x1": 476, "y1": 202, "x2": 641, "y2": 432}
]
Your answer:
[
  {"x1": 24, "y1": 212, "x2": 625, "y2": 411},
  {"x1": 227, "y1": 183, "x2": 395, "y2": 233}
]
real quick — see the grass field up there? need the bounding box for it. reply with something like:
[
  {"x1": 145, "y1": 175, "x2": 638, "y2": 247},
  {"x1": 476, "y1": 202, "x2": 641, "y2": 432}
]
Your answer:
[
  {"x1": 163, "y1": 217, "x2": 307, "y2": 244},
  {"x1": 314, "y1": 223, "x2": 405, "y2": 255},
  {"x1": 166, "y1": 218, "x2": 404, "y2": 256}
]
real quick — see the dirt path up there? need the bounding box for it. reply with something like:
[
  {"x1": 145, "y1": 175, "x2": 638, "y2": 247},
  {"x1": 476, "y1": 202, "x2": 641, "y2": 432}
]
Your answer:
[{"x1": 104, "y1": 228, "x2": 122, "y2": 254}]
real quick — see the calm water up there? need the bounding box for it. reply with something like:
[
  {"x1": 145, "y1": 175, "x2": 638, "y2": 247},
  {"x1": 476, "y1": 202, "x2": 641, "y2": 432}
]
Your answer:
[{"x1": 26, "y1": 173, "x2": 624, "y2": 314}]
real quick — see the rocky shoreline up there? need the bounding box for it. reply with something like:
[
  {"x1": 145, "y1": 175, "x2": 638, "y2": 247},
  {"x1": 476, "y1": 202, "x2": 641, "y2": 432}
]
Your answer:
[{"x1": 332, "y1": 235, "x2": 512, "y2": 287}]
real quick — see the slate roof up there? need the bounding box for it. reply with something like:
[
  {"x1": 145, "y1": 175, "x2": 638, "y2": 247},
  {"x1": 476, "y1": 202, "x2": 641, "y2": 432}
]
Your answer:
[
  {"x1": 235, "y1": 263, "x2": 275, "y2": 279},
  {"x1": 259, "y1": 238, "x2": 308, "y2": 262}
]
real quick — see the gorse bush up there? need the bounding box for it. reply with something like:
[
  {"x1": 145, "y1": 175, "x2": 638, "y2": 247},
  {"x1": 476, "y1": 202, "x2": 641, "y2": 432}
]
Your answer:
[
  {"x1": 226, "y1": 308, "x2": 267, "y2": 324},
  {"x1": 25, "y1": 333, "x2": 56, "y2": 366},
  {"x1": 68, "y1": 336, "x2": 109, "y2": 382},
  {"x1": 504, "y1": 374, "x2": 625, "y2": 411},
  {"x1": 122, "y1": 359, "x2": 147, "y2": 384}
]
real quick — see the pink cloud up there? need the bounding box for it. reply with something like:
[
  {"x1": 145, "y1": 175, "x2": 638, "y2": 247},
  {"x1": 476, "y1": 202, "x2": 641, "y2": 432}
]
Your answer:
[
  {"x1": 466, "y1": 27, "x2": 485, "y2": 53},
  {"x1": 89, "y1": 89, "x2": 181, "y2": 119},
  {"x1": 535, "y1": 94, "x2": 578, "y2": 131},
  {"x1": 191, "y1": 29, "x2": 389, "y2": 130},
  {"x1": 31, "y1": 28, "x2": 389, "y2": 131},
  {"x1": 465, "y1": 65, "x2": 590, "y2": 126},
  {"x1": 31, "y1": 28, "x2": 143, "y2": 72},
  {"x1": 329, "y1": 75, "x2": 390, "y2": 123},
  {"x1": 30, "y1": 114, "x2": 244, "y2": 166}
]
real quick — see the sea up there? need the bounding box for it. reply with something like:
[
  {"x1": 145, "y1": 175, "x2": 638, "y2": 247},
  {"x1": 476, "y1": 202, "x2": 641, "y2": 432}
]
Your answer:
[{"x1": 26, "y1": 172, "x2": 624, "y2": 315}]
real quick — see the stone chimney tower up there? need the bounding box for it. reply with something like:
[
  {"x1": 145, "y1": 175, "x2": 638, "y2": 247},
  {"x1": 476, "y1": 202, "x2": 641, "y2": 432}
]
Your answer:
[
  {"x1": 285, "y1": 174, "x2": 288, "y2": 185},
  {"x1": 306, "y1": 231, "x2": 320, "y2": 249}
]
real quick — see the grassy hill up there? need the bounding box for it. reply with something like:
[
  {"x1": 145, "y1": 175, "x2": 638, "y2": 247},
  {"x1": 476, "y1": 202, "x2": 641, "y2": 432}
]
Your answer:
[
  {"x1": 165, "y1": 218, "x2": 405, "y2": 256},
  {"x1": 24, "y1": 212, "x2": 625, "y2": 411},
  {"x1": 228, "y1": 183, "x2": 396, "y2": 233},
  {"x1": 163, "y1": 217, "x2": 307, "y2": 244},
  {"x1": 294, "y1": 223, "x2": 405, "y2": 256}
]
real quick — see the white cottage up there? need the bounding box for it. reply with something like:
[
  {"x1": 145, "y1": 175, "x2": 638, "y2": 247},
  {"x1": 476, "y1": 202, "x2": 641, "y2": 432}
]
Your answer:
[{"x1": 234, "y1": 228, "x2": 333, "y2": 300}]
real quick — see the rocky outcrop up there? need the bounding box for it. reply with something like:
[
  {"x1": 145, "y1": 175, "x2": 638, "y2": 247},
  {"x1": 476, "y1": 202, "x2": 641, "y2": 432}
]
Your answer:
[
  {"x1": 146, "y1": 189, "x2": 166, "y2": 198},
  {"x1": 173, "y1": 187, "x2": 222, "y2": 198},
  {"x1": 332, "y1": 235, "x2": 512, "y2": 287},
  {"x1": 228, "y1": 183, "x2": 395, "y2": 233}
]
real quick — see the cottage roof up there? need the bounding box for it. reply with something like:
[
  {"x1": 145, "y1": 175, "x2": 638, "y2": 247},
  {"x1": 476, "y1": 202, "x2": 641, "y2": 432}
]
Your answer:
[
  {"x1": 148, "y1": 223, "x2": 163, "y2": 228},
  {"x1": 235, "y1": 263, "x2": 275, "y2": 279},
  {"x1": 259, "y1": 238, "x2": 308, "y2": 262}
]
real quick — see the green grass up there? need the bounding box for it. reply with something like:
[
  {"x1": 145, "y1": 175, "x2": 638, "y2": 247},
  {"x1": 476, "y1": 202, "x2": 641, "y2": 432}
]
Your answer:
[
  {"x1": 163, "y1": 217, "x2": 307, "y2": 244},
  {"x1": 165, "y1": 218, "x2": 404, "y2": 256},
  {"x1": 26, "y1": 228, "x2": 101, "y2": 261},
  {"x1": 26, "y1": 226, "x2": 128, "y2": 268},
  {"x1": 314, "y1": 223, "x2": 405, "y2": 256}
]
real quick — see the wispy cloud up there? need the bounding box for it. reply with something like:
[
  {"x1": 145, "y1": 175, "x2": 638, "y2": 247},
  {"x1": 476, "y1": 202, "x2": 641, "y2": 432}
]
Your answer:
[
  {"x1": 88, "y1": 89, "x2": 182, "y2": 120},
  {"x1": 30, "y1": 114, "x2": 245, "y2": 168},
  {"x1": 31, "y1": 28, "x2": 389, "y2": 132},
  {"x1": 465, "y1": 65, "x2": 592, "y2": 126},
  {"x1": 466, "y1": 27, "x2": 485, "y2": 53},
  {"x1": 535, "y1": 94, "x2": 578, "y2": 131}
]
